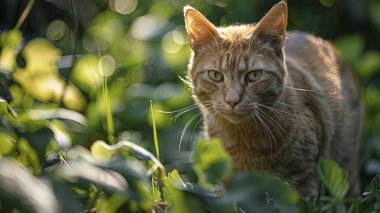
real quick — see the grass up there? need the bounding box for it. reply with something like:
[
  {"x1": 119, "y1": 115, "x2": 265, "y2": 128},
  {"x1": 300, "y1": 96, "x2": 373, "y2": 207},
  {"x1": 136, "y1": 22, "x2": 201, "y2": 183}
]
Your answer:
[{"x1": 98, "y1": 49, "x2": 116, "y2": 145}]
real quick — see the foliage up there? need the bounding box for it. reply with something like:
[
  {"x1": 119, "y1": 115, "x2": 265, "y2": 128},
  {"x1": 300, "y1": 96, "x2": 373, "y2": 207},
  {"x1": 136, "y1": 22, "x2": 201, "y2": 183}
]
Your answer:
[
  {"x1": 192, "y1": 138, "x2": 232, "y2": 187},
  {"x1": 317, "y1": 158, "x2": 349, "y2": 201},
  {"x1": 0, "y1": 0, "x2": 380, "y2": 212}
]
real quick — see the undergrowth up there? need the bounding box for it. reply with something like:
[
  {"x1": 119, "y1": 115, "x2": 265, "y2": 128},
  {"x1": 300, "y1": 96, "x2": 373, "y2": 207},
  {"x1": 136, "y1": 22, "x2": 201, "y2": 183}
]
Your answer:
[{"x1": 1, "y1": 0, "x2": 380, "y2": 212}]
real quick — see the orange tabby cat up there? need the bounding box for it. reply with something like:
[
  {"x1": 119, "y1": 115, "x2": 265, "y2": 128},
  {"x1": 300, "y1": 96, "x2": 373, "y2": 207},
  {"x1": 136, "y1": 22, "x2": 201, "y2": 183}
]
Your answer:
[{"x1": 184, "y1": 2, "x2": 363, "y2": 197}]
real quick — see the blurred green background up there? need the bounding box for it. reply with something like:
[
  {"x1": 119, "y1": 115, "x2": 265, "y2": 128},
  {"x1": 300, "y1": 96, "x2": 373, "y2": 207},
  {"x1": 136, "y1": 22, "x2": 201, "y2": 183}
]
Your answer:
[{"x1": 1, "y1": 0, "x2": 380, "y2": 191}]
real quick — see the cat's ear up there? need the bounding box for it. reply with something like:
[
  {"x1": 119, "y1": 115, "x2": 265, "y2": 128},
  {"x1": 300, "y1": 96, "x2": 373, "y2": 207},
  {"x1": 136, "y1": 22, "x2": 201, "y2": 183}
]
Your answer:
[
  {"x1": 251, "y1": 2, "x2": 287, "y2": 49},
  {"x1": 184, "y1": 6, "x2": 220, "y2": 50}
]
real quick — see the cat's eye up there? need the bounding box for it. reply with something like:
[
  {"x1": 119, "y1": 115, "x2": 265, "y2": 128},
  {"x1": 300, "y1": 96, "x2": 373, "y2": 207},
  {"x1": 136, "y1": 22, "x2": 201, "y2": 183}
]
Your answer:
[
  {"x1": 245, "y1": 70, "x2": 263, "y2": 83},
  {"x1": 208, "y1": 70, "x2": 224, "y2": 82}
]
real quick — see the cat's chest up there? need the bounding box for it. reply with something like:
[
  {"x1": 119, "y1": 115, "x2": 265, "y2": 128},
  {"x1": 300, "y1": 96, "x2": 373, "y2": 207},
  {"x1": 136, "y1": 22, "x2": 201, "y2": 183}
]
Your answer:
[
  {"x1": 206, "y1": 118, "x2": 319, "y2": 173},
  {"x1": 208, "y1": 124, "x2": 277, "y2": 171}
]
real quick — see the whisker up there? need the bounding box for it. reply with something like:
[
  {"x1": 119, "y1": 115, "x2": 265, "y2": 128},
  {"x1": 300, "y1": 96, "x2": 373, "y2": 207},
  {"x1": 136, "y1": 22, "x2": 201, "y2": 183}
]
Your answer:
[
  {"x1": 257, "y1": 110, "x2": 282, "y2": 154},
  {"x1": 284, "y1": 85, "x2": 317, "y2": 92},
  {"x1": 256, "y1": 103, "x2": 310, "y2": 122},
  {"x1": 155, "y1": 104, "x2": 199, "y2": 114},
  {"x1": 161, "y1": 102, "x2": 214, "y2": 124},
  {"x1": 252, "y1": 111, "x2": 276, "y2": 159},
  {"x1": 275, "y1": 100, "x2": 296, "y2": 110},
  {"x1": 256, "y1": 108, "x2": 293, "y2": 158},
  {"x1": 191, "y1": 109, "x2": 219, "y2": 142},
  {"x1": 171, "y1": 106, "x2": 200, "y2": 123},
  {"x1": 179, "y1": 112, "x2": 202, "y2": 151},
  {"x1": 190, "y1": 116, "x2": 203, "y2": 142}
]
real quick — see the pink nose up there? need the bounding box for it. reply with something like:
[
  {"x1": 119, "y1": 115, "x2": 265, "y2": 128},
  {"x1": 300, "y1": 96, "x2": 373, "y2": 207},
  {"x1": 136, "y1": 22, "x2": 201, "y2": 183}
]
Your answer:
[{"x1": 226, "y1": 99, "x2": 239, "y2": 109}]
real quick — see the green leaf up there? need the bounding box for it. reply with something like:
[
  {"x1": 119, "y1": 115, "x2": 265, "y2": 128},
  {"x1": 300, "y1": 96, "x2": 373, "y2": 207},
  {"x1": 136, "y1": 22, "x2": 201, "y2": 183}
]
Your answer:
[
  {"x1": 163, "y1": 169, "x2": 187, "y2": 200},
  {"x1": 192, "y1": 138, "x2": 232, "y2": 187},
  {"x1": 0, "y1": 132, "x2": 14, "y2": 156},
  {"x1": 22, "y1": 108, "x2": 87, "y2": 126},
  {"x1": 91, "y1": 140, "x2": 165, "y2": 175},
  {"x1": 21, "y1": 128, "x2": 54, "y2": 162},
  {"x1": 369, "y1": 175, "x2": 380, "y2": 199},
  {"x1": 316, "y1": 158, "x2": 349, "y2": 201},
  {"x1": 103, "y1": 159, "x2": 152, "y2": 211},
  {"x1": 16, "y1": 138, "x2": 40, "y2": 172},
  {"x1": 0, "y1": 157, "x2": 59, "y2": 212},
  {"x1": 370, "y1": 174, "x2": 380, "y2": 192},
  {"x1": 348, "y1": 200, "x2": 362, "y2": 213},
  {"x1": 55, "y1": 160, "x2": 128, "y2": 193},
  {"x1": 218, "y1": 172, "x2": 299, "y2": 213},
  {"x1": 97, "y1": 193, "x2": 128, "y2": 213},
  {"x1": 91, "y1": 140, "x2": 117, "y2": 161},
  {"x1": 51, "y1": 182, "x2": 82, "y2": 213},
  {"x1": 0, "y1": 98, "x2": 7, "y2": 115},
  {"x1": 0, "y1": 29, "x2": 22, "y2": 49},
  {"x1": 168, "y1": 188, "x2": 210, "y2": 213}
]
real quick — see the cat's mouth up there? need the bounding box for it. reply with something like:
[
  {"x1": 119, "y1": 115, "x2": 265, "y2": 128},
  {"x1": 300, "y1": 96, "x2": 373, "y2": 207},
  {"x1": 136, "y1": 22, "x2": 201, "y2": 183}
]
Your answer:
[{"x1": 220, "y1": 110, "x2": 251, "y2": 124}]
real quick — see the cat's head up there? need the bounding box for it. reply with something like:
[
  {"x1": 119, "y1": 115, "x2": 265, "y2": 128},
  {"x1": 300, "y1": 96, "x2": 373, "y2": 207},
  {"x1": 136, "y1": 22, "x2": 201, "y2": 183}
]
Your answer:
[{"x1": 184, "y1": 2, "x2": 287, "y2": 124}]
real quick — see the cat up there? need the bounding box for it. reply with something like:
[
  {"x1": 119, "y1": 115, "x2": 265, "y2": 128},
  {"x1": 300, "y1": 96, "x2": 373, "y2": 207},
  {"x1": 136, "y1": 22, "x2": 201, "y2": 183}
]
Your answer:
[{"x1": 183, "y1": 2, "x2": 363, "y2": 197}]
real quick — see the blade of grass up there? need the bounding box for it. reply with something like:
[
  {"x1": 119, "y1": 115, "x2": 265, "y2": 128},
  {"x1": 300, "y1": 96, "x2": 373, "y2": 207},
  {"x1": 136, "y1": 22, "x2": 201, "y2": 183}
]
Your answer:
[
  {"x1": 15, "y1": 0, "x2": 36, "y2": 30},
  {"x1": 98, "y1": 49, "x2": 116, "y2": 144},
  {"x1": 150, "y1": 100, "x2": 160, "y2": 161},
  {"x1": 150, "y1": 100, "x2": 165, "y2": 202}
]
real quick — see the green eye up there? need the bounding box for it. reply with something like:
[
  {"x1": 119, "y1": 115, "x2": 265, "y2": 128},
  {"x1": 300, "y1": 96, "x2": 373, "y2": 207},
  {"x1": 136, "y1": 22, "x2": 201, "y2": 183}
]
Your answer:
[
  {"x1": 245, "y1": 70, "x2": 263, "y2": 83},
  {"x1": 207, "y1": 70, "x2": 224, "y2": 82}
]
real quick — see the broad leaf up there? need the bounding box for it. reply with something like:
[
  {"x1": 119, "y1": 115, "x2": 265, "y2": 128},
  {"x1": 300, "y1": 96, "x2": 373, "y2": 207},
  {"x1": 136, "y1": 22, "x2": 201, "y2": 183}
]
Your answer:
[
  {"x1": 91, "y1": 140, "x2": 117, "y2": 161},
  {"x1": 0, "y1": 99, "x2": 7, "y2": 115},
  {"x1": 317, "y1": 158, "x2": 349, "y2": 201},
  {"x1": 192, "y1": 138, "x2": 232, "y2": 186},
  {"x1": 55, "y1": 160, "x2": 129, "y2": 193},
  {"x1": 370, "y1": 174, "x2": 380, "y2": 195},
  {"x1": 0, "y1": 157, "x2": 59, "y2": 212},
  {"x1": 20, "y1": 128, "x2": 54, "y2": 162},
  {"x1": 168, "y1": 187, "x2": 211, "y2": 213},
  {"x1": 163, "y1": 169, "x2": 187, "y2": 199},
  {"x1": 218, "y1": 172, "x2": 299, "y2": 213},
  {"x1": 91, "y1": 140, "x2": 165, "y2": 174},
  {"x1": 0, "y1": 132, "x2": 14, "y2": 156}
]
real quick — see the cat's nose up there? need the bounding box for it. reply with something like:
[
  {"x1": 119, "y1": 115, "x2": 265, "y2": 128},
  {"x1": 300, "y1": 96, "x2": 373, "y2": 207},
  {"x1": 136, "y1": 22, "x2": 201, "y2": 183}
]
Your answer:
[{"x1": 225, "y1": 98, "x2": 239, "y2": 109}]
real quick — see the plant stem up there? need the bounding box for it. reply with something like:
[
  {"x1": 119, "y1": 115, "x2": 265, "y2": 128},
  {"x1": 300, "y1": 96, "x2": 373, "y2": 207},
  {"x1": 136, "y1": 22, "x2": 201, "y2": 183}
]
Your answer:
[
  {"x1": 150, "y1": 100, "x2": 160, "y2": 161},
  {"x1": 150, "y1": 100, "x2": 165, "y2": 202},
  {"x1": 15, "y1": 0, "x2": 36, "y2": 30},
  {"x1": 98, "y1": 49, "x2": 116, "y2": 144}
]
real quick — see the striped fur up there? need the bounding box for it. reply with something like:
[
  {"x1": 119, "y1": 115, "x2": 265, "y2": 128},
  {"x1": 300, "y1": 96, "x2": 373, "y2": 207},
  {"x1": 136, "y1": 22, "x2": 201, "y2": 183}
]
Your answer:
[{"x1": 184, "y1": 2, "x2": 363, "y2": 197}]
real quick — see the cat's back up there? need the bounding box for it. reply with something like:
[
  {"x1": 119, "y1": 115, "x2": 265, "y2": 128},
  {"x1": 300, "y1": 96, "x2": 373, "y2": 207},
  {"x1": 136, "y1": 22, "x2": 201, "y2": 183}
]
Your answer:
[
  {"x1": 284, "y1": 31, "x2": 341, "y2": 80},
  {"x1": 284, "y1": 31, "x2": 361, "y2": 109},
  {"x1": 284, "y1": 31, "x2": 363, "y2": 195}
]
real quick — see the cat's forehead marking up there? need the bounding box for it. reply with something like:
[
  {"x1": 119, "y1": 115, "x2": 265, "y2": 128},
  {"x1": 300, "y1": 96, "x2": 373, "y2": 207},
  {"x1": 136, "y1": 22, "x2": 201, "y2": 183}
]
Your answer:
[
  {"x1": 238, "y1": 59, "x2": 247, "y2": 71},
  {"x1": 219, "y1": 42, "x2": 249, "y2": 72}
]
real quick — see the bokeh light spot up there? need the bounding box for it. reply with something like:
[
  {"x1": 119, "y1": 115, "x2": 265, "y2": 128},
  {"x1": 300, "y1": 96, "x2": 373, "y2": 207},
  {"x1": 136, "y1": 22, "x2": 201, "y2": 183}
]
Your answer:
[
  {"x1": 110, "y1": 0, "x2": 138, "y2": 15},
  {"x1": 131, "y1": 14, "x2": 165, "y2": 40},
  {"x1": 82, "y1": 35, "x2": 97, "y2": 52},
  {"x1": 98, "y1": 54, "x2": 116, "y2": 77},
  {"x1": 320, "y1": 0, "x2": 334, "y2": 7},
  {"x1": 47, "y1": 20, "x2": 67, "y2": 41},
  {"x1": 162, "y1": 30, "x2": 185, "y2": 54}
]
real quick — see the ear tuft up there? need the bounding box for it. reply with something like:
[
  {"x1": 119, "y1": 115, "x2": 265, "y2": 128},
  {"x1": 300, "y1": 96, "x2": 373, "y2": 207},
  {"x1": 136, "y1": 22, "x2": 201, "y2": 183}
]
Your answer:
[{"x1": 184, "y1": 6, "x2": 220, "y2": 50}]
